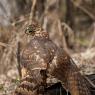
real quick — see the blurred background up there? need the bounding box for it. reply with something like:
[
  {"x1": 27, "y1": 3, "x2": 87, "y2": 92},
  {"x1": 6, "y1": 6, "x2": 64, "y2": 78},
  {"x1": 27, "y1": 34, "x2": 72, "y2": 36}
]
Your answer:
[{"x1": 0, "y1": 0, "x2": 95, "y2": 94}]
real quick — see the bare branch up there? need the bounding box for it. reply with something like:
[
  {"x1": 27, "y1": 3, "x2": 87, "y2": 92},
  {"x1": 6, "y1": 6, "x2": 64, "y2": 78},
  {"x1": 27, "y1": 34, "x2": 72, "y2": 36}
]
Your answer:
[
  {"x1": 29, "y1": 0, "x2": 37, "y2": 24},
  {"x1": 17, "y1": 41, "x2": 22, "y2": 79},
  {"x1": 88, "y1": 23, "x2": 95, "y2": 49},
  {"x1": 71, "y1": 0, "x2": 95, "y2": 21},
  {"x1": 0, "y1": 42, "x2": 10, "y2": 47}
]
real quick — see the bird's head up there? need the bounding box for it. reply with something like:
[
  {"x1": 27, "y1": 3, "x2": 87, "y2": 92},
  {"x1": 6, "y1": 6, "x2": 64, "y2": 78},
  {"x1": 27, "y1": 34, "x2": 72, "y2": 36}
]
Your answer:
[
  {"x1": 25, "y1": 21, "x2": 49, "y2": 38},
  {"x1": 25, "y1": 22, "x2": 42, "y2": 36}
]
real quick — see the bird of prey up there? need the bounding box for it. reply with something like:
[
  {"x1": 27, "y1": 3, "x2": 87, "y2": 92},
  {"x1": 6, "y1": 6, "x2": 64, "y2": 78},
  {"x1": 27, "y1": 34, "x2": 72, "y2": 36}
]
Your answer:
[{"x1": 15, "y1": 21, "x2": 91, "y2": 95}]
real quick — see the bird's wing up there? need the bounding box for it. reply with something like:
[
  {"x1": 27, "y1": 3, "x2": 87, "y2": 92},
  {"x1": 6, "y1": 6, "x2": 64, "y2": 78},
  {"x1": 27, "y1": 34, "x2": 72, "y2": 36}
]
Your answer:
[{"x1": 50, "y1": 48, "x2": 91, "y2": 95}]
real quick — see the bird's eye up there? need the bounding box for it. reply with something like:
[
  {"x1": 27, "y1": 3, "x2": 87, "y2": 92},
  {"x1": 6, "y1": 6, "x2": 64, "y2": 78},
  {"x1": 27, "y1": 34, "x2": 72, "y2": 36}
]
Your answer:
[{"x1": 25, "y1": 27, "x2": 35, "y2": 35}]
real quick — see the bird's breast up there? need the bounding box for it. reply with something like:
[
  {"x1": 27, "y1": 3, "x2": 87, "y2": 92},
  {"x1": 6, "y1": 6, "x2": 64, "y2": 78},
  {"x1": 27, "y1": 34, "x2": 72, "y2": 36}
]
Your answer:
[{"x1": 21, "y1": 39, "x2": 57, "y2": 70}]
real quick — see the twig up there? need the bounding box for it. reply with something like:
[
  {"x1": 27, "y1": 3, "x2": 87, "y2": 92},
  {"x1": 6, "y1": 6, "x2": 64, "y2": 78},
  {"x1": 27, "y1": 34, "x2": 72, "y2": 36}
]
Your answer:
[
  {"x1": 88, "y1": 23, "x2": 95, "y2": 49},
  {"x1": 57, "y1": 20, "x2": 67, "y2": 48},
  {"x1": 71, "y1": 0, "x2": 95, "y2": 21},
  {"x1": 0, "y1": 42, "x2": 11, "y2": 47},
  {"x1": 84, "y1": 75, "x2": 95, "y2": 88},
  {"x1": 61, "y1": 22, "x2": 75, "y2": 53},
  {"x1": 29, "y1": 0, "x2": 37, "y2": 24},
  {"x1": 17, "y1": 41, "x2": 22, "y2": 79},
  {"x1": 57, "y1": 20, "x2": 70, "y2": 54},
  {"x1": 12, "y1": 16, "x2": 26, "y2": 26},
  {"x1": 61, "y1": 22, "x2": 75, "y2": 36}
]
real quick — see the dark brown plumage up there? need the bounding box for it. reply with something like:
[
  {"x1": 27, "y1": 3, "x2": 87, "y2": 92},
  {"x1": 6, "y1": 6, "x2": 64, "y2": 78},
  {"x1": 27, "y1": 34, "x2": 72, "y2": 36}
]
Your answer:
[{"x1": 14, "y1": 21, "x2": 91, "y2": 95}]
